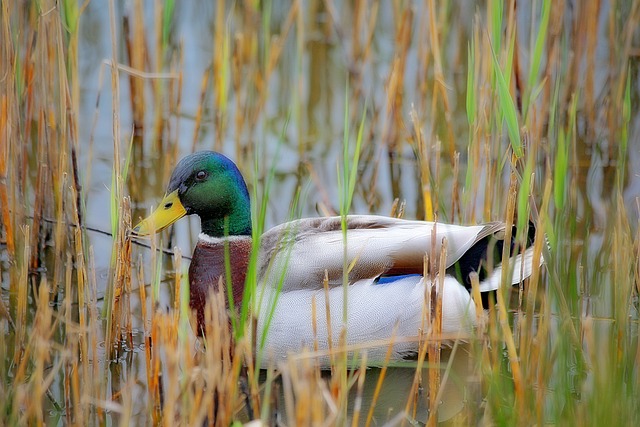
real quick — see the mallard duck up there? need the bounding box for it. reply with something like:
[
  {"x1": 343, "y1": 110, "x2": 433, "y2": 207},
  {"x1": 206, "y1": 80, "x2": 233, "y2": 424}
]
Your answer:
[{"x1": 133, "y1": 151, "x2": 541, "y2": 366}]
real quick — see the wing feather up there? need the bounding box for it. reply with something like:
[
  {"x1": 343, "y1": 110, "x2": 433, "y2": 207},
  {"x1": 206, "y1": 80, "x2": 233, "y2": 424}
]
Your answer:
[{"x1": 258, "y1": 215, "x2": 498, "y2": 291}]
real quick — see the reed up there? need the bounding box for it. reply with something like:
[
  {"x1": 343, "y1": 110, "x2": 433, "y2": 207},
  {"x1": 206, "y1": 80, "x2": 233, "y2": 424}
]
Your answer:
[{"x1": 1, "y1": 0, "x2": 639, "y2": 425}]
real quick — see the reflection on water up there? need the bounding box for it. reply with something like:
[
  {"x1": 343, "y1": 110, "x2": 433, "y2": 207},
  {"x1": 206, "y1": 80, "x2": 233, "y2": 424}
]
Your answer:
[
  {"x1": 77, "y1": 337, "x2": 483, "y2": 425},
  {"x1": 2, "y1": 0, "x2": 639, "y2": 424},
  {"x1": 352, "y1": 345, "x2": 481, "y2": 424}
]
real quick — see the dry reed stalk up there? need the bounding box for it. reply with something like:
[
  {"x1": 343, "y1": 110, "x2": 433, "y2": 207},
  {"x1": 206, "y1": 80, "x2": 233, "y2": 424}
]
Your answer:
[
  {"x1": 30, "y1": 281, "x2": 48, "y2": 425},
  {"x1": 540, "y1": 4, "x2": 562, "y2": 114},
  {"x1": 108, "y1": 0, "x2": 122, "y2": 181},
  {"x1": 86, "y1": 247, "x2": 102, "y2": 422},
  {"x1": 199, "y1": 286, "x2": 245, "y2": 426},
  {"x1": 614, "y1": 1, "x2": 640, "y2": 103},
  {"x1": 382, "y1": 4, "x2": 411, "y2": 158},
  {"x1": 228, "y1": 27, "x2": 246, "y2": 160},
  {"x1": 1, "y1": 1, "x2": 639, "y2": 425},
  {"x1": 392, "y1": 198, "x2": 406, "y2": 219},
  {"x1": 504, "y1": 0, "x2": 517, "y2": 85},
  {"x1": 253, "y1": 1, "x2": 299, "y2": 134},
  {"x1": 352, "y1": 0, "x2": 364, "y2": 64},
  {"x1": 401, "y1": 254, "x2": 431, "y2": 426},
  {"x1": 291, "y1": 357, "x2": 314, "y2": 425},
  {"x1": 633, "y1": 197, "x2": 640, "y2": 296},
  {"x1": 52, "y1": 2, "x2": 85, "y2": 235},
  {"x1": 469, "y1": 273, "x2": 484, "y2": 331},
  {"x1": 361, "y1": 1, "x2": 379, "y2": 65},
  {"x1": 150, "y1": 307, "x2": 163, "y2": 424},
  {"x1": 415, "y1": 2, "x2": 431, "y2": 111},
  {"x1": 433, "y1": 140, "x2": 441, "y2": 219},
  {"x1": 451, "y1": 152, "x2": 461, "y2": 221},
  {"x1": 28, "y1": 149, "x2": 46, "y2": 271},
  {"x1": 519, "y1": 179, "x2": 552, "y2": 368},
  {"x1": 71, "y1": 339, "x2": 82, "y2": 425},
  {"x1": 323, "y1": 270, "x2": 335, "y2": 368},
  {"x1": 161, "y1": 249, "x2": 183, "y2": 423},
  {"x1": 137, "y1": 254, "x2": 156, "y2": 421},
  {"x1": 411, "y1": 108, "x2": 434, "y2": 222},
  {"x1": 534, "y1": 296, "x2": 551, "y2": 426},
  {"x1": 0, "y1": 98, "x2": 14, "y2": 261},
  {"x1": 478, "y1": 123, "x2": 492, "y2": 219},
  {"x1": 279, "y1": 360, "x2": 296, "y2": 425},
  {"x1": 192, "y1": 66, "x2": 212, "y2": 151},
  {"x1": 152, "y1": 1, "x2": 166, "y2": 149},
  {"x1": 362, "y1": 329, "x2": 396, "y2": 427},
  {"x1": 124, "y1": 0, "x2": 147, "y2": 139},
  {"x1": 322, "y1": 0, "x2": 350, "y2": 71},
  {"x1": 583, "y1": 1, "x2": 600, "y2": 141},
  {"x1": 466, "y1": 16, "x2": 482, "y2": 224},
  {"x1": 242, "y1": 329, "x2": 260, "y2": 422},
  {"x1": 636, "y1": 201, "x2": 640, "y2": 390},
  {"x1": 311, "y1": 294, "x2": 323, "y2": 381},
  {"x1": 18, "y1": 278, "x2": 61, "y2": 425},
  {"x1": 12, "y1": 227, "x2": 29, "y2": 367},
  {"x1": 496, "y1": 158, "x2": 524, "y2": 411},
  {"x1": 51, "y1": 165, "x2": 68, "y2": 296},
  {"x1": 425, "y1": 238, "x2": 447, "y2": 426},
  {"x1": 427, "y1": 0, "x2": 455, "y2": 161},
  {"x1": 64, "y1": 251, "x2": 74, "y2": 425},
  {"x1": 123, "y1": 237, "x2": 134, "y2": 352},
  {"x1": 74, "y1": 226, "x2": 90, "y2": 421},
  {"x1": 611, "y1": 197, "x2": 636, "y2": 357},
  {"x1": 212, "y1": 0, "x2": 228, "y2": 151},
  {"x1": 294, "y1": 0, "x2": 305, "y2": 158},
  {"x1": 108, "y1": 198, "x2": 133, "y2": 357},
  {"x1": 159, "y1": 313, "x2": 180, "y2": 425},
  {"x1": 170, "y1": 51, "x2": 184, "y2": 161},
  {"x1": 364, "y1": 1, "x2": 408, "y2": 200},
  {"x1": 66, "y1": 95, "x2": 84, "y2": 236},
  {"x1": 350, "y1": 352, "x2": 368, "y2": 427},
  {"x1": 333, "y1": 333, "x2": 350, "y2": 424},
  {"x1": 342, "y1": 0, "x2": 378, "y2": 119}
]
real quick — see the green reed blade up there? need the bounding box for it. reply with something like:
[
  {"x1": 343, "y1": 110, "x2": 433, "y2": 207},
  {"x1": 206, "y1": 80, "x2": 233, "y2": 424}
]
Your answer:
[
  {"x1": 466, "y1": 43, "x2": 476, "y2": 127},
  {"x1": 523, "y1": 0, "x2": 551, "y2": 121},
  {"x1": 490, "y1": 39, "x2": 523, "y2": 158}
]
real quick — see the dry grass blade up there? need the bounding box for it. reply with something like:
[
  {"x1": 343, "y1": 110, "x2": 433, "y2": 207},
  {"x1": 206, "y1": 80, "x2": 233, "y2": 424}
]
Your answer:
[{"x1": 1, "y1": 1, "x2": 639, "y2": 425}]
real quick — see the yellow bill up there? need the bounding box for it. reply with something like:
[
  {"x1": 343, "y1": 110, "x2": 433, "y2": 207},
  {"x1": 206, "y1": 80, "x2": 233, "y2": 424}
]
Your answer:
[{"x1": 133, "y1": 190, "x2": 186, "y2": 235}]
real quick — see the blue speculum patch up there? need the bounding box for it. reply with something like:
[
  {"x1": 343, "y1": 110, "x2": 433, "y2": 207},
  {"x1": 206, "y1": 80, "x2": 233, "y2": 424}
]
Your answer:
[{"x1": 375, "y1": 274, "x2": 422, "y2": 285}]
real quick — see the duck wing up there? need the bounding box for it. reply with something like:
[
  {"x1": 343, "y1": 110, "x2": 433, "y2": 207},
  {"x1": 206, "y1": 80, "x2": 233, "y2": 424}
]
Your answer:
[{"x1": 257, "y1": 215, "x2": 513, "y2": 292}]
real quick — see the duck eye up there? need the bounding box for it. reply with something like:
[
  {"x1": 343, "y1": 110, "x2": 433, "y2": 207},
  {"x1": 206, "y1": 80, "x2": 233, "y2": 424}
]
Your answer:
[{"x1": 195, "y1": 171, "x2": 207, "y2": 181}]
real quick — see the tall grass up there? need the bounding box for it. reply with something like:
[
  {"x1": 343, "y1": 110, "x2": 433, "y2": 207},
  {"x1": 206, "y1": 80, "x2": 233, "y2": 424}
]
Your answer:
[{"x1": 1, "y1": 0, "x2": 639, "y2": 425}]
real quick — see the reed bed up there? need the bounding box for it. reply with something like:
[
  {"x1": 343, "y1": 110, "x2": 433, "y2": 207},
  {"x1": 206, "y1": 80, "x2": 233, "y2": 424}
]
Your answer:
[{"x1": 1, "y1": 0, "x2": 639, "y2": 425}]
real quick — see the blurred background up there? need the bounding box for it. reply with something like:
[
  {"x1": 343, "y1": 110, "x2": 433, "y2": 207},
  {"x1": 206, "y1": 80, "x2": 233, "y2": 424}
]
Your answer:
[{"x1": 1, "y1": 0, "x2": 639, "y2": 425}]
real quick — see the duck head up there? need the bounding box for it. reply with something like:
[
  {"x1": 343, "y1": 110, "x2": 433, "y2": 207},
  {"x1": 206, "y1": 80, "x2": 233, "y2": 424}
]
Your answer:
[{"x1": 133, "y1": 151, "x2": 252, "y2": 237}]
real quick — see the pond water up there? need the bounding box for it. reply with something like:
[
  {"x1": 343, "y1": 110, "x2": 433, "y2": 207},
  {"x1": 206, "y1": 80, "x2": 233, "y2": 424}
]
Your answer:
[{"x1": 2, "y1": 0, "x2": 639, "y2": 425}]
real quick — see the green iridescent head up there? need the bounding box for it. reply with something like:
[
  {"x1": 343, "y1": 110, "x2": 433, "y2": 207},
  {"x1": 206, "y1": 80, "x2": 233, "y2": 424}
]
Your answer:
[{"x1": 134, "y1": 151, "x2": 252, "y2": 237}]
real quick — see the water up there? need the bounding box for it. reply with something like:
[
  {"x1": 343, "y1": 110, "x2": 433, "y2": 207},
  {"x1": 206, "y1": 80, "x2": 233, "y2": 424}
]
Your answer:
[{"x1": 2, "y1": 0, "x2": 639, "y2": 425}]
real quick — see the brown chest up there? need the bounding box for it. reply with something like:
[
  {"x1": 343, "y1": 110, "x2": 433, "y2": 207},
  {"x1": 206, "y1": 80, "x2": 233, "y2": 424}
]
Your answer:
[{"x1": 188, "y1": 238, "x2": 252, "y2": 334}]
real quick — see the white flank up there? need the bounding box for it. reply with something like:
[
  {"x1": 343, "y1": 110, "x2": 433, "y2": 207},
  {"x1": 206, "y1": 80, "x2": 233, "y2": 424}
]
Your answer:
[{"x1": 255, "y1": 275, "x2": 476, "y2": 368}]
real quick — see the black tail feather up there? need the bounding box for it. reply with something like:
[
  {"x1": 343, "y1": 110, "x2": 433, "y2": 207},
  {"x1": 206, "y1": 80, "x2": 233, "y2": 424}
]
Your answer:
[{"x1": 446, "y1": 221, "x2": 536, "y2": 308}]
